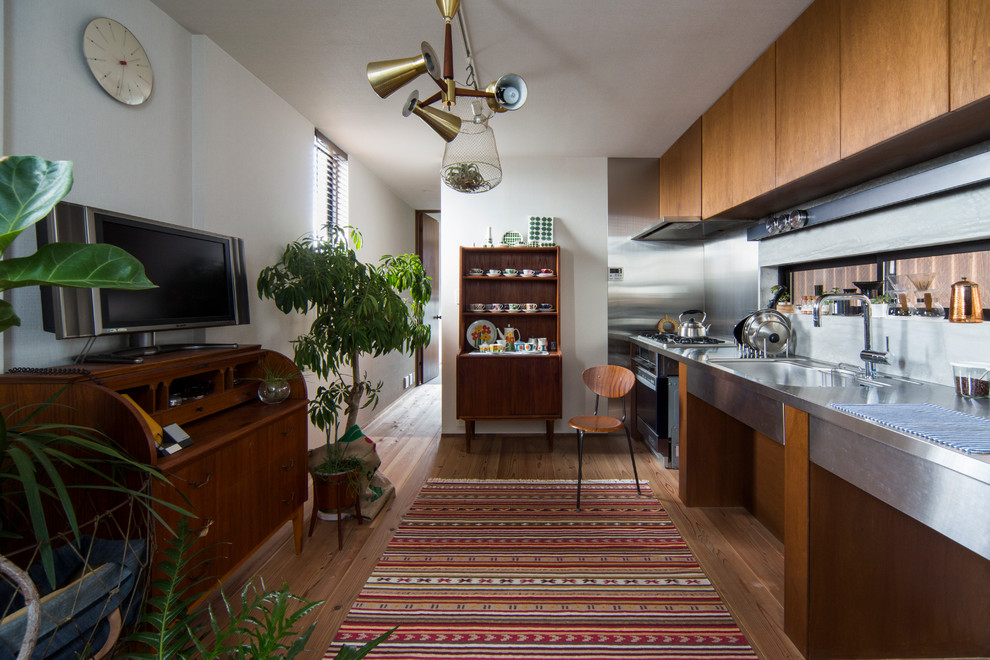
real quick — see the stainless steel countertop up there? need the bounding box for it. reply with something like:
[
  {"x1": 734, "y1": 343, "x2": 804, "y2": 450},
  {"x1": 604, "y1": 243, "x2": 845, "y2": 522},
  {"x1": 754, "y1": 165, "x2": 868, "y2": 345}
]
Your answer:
[{"x1": 619, "y1": 331, "x2": 990, "y2": 559}]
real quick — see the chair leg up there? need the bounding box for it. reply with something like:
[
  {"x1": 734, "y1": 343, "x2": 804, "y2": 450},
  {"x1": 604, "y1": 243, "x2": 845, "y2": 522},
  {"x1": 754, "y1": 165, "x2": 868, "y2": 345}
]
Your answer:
[
  {"x1": 624, "y1": 424, "x2": 641, "y2": 494},
  {"x1": 576, "y1": 429, "x2": 584, "y2": 511}
]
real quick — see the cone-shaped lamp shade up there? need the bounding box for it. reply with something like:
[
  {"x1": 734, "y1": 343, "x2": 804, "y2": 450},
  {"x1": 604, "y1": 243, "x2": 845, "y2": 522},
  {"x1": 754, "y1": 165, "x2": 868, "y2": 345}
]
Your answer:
[
  {"x1": 367, "y1": 42, "x2": 440, "y2": 98},
  {"x1": 486, "y1": 73, "x2": 528, "y2": 112},
  {"x1": 436, "y1": 0, "x2": 460, "y2": 20},
  {"x1": 441, "y1": 113, "x2": 502, "y2": 193},
  {"x1": 402, "y1": 91, "x2": 461, "y2": 142}
]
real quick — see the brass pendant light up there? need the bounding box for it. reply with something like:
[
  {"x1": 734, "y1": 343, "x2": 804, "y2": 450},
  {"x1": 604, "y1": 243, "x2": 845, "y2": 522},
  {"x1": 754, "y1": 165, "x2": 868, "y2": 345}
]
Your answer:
[{"x1": 365, "y1": 0, "x2": 527, "y2": 191}]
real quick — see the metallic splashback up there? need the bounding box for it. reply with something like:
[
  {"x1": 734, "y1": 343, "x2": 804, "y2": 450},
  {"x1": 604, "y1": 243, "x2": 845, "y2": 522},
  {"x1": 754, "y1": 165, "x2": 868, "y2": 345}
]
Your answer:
[
  {"x1": 702, "y1": 227, "x2": 760, "y2": 337},
  {"x1": 607, "y1": 159, "x2": 706, "y2": 337}
]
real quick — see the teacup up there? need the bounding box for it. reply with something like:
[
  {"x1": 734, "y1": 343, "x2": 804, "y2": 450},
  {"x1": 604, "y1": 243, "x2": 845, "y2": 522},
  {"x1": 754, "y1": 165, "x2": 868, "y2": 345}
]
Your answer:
[
  {"x1": 486, "y1": 268, "x2": 501, "y2": 276},
  {"x1": 469, "y1": 303, "x2": 486, "y2": 312},
  {"x1": 521, "y1": 269, "x2": 535, "y2": 277},
  {"x1": 489, "y1": 343, "x2": 503, "y2": 353},
  {"x1": 508, "y1": 303, "x2": 521, "y2": 312},
  {"x1": 504, "y1": 268, "x2": 518, "y2": 276},
  {"x1": 540, "y1": 268, "x2": 554, "y2": 275},
  {"x1": 539, "y1": 303, "x2": 553, "y2": 311},
  {"x1": 524, "y1": 302, "x2": 538, "y2": 311},
  {"x1": 489, "y1": 303, "x2": 505, "y2": 312},
  {"x1": 469, "y1": 268, "x2": 484, "y2": 276},
  {"x1": 517, "y1": 342, "x2": 533, "y2": 352}
]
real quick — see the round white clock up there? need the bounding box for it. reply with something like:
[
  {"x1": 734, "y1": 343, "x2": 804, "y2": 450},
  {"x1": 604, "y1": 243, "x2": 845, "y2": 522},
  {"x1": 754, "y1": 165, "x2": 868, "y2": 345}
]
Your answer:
[{"x1": 83, "y1": 18, "x2": 153, "y2": 105}]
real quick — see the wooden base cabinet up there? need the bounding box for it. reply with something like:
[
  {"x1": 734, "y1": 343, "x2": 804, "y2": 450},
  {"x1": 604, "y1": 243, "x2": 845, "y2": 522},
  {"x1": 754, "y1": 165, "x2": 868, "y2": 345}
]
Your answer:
[
  {"x1": 456, "y1": 247, "x2": 562, "y2": 450},
  {"x1": 0, "y1": 346, "x2": 308, "y2": 589}
]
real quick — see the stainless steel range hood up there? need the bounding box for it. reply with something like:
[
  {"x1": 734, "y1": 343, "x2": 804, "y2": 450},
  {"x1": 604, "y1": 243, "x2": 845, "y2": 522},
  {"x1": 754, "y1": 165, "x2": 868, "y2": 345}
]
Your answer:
[{"x1": 632, "y1": 216, "x2": 751, "y2": 241}]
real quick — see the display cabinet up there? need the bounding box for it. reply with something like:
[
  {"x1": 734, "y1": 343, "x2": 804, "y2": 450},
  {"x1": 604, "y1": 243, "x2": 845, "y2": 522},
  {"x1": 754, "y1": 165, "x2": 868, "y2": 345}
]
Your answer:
[{"x1": 456, "y1": 246, "x2": 562, "y2": 451}]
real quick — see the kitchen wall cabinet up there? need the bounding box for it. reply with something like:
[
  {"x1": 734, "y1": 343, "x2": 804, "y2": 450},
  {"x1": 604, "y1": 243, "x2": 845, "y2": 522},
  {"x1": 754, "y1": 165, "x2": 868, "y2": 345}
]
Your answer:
[
  {"x1": 839, "y1": 0, "x2": 949, "y2": 158},
  {"x1": 658, "y1": 118, "x2": 702, "y2": 217},
  {"x1": 701, "y1": 47, "x2": 776, "y2": 219},
  {"x1": 950, "y1": 0, "x2": 990, "y2": 110},
  {"x1": 775, "y1": 0, "x2": 840, "y2": 187},
  {"x1": 456, "y1": 246, "x2": 562, "y2": 451},
  {"x1": 0, "y1": 346, "x2": 309, "y2": 590}
]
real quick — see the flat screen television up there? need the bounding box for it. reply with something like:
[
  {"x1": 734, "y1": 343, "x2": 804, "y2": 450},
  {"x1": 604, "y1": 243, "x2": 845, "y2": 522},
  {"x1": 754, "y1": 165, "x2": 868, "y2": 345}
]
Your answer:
[{"x1": 37, "y1": 202, "x2": 250, "y2": 360}]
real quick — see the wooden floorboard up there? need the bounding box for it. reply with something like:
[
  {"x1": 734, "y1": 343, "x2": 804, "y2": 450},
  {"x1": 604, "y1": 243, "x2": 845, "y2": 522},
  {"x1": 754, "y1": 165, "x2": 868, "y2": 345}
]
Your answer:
[{"x1": 205, "y1": 383, "x2": 802, "y2": 659}]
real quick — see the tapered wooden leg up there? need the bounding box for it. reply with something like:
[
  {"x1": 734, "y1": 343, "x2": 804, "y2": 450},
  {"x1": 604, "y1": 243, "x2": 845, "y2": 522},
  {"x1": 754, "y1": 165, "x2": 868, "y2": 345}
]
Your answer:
[
  {"x1": 465, "y1": 419, "x2": 474, "y2": 453},
  {"x1": 546, "y1": 420, "x2": 554, "y2": 451},
  {"x1": 292, "y1": 505, "x2": 304, "y2": 554},
  {"x1": 335, "y1": 480, "x2": 345, "y2": 550}
]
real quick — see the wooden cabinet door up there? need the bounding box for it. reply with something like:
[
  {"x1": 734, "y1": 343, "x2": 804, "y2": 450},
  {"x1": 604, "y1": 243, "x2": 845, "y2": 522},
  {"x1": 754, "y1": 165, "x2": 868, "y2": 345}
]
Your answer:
[
  {"x1": 658, "y1": 119, "x2": 701, "y2": 217},
  {"x1": 456, "y1": 355, "x2": 562, "y2": 419},
  {"x1": 701, "y1": 47, "x2": 776, "y2": 218},
  {"x1": 840, "y1": 0, "x2": 948, "y2": 158},
  {"x1": 950, "y1": 0, "x2": 990, "y2": 110},
  {"x1": 775, "y1": 0, "x2": 840, "y2": 186}
]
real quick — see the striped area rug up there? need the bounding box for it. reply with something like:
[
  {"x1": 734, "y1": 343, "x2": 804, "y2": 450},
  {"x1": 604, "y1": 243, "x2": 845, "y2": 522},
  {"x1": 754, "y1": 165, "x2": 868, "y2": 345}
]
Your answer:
[{"x1": 324, "y1": 479, "x2": 758, "y2": 659}]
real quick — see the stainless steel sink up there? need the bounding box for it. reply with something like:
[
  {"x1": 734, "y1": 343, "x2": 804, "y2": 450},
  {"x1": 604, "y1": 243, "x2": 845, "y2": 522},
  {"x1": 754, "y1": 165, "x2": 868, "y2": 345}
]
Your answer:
[{"x1": 705, "y1": 356, "x2": 918, "y2": 388}]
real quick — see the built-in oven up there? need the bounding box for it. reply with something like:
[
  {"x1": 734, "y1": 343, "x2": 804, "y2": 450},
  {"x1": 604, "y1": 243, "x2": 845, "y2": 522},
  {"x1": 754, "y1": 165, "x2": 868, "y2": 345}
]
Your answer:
[{"x1": 633, "y1": 345, "x2": 679, "y2": 468}]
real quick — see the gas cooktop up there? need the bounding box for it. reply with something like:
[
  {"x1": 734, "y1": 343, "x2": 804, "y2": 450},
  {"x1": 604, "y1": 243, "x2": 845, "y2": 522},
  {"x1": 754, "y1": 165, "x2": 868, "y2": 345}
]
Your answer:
[{"x1": 637, "y1": 332, "x2": 728, "y2": 347}]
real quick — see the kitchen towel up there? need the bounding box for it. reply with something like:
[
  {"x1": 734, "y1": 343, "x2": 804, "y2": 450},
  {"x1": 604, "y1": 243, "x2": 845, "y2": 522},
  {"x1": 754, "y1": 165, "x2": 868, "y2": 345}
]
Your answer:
[{"x1": 830, "y1": 402, "x2": 990, "y2": 453}]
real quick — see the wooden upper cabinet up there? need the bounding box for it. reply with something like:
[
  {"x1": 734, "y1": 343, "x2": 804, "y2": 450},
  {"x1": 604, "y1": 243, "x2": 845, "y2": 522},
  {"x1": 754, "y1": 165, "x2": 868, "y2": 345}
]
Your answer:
[
  {"x1": 776, "y1": 0, "x2": 840, "y2": 186},
  {"x1": 950, "y1": 0, "x2": 990, "y2": 110},
  {"x1": 839, "y1": 0, "x2": 949, "y2": 158},
  {"x1": 701, "y1": 47, "x2": 776, "y2": 219},
  {"x1": 659, "y1": 118, "x2": 702, "y2": 217}
]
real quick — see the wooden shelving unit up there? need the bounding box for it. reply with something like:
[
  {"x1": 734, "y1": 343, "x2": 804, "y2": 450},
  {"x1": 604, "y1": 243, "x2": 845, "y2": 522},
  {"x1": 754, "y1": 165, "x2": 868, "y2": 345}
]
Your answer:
[{"x1": 456, "y1": 246, "x2": 562, "y2": 451}]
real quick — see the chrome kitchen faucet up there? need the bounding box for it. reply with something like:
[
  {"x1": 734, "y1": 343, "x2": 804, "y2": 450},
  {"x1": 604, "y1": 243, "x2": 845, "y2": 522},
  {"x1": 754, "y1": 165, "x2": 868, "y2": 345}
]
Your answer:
[{"x1": 812, "y1": 293, "x2": 890, "y2": 379}]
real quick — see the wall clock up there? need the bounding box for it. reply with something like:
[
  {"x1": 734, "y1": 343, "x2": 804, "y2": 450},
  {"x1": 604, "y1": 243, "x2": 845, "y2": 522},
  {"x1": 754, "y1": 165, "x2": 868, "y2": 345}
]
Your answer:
[{"x1": 83, "y1": 17, "x2": 153, "y2": 105}]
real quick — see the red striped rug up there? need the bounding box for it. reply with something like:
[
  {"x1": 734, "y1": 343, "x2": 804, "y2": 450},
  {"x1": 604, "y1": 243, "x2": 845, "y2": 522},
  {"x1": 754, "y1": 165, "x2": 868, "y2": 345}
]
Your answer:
[{"x1": 324, "y1": 479, "x2": 758, "y2": 659}]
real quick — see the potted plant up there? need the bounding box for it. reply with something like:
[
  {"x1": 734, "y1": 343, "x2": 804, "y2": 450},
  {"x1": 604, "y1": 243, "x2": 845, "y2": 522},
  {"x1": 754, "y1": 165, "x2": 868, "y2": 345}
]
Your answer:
[{"x1": 257, "y1": 223, "x2": 431, "y2": 515}]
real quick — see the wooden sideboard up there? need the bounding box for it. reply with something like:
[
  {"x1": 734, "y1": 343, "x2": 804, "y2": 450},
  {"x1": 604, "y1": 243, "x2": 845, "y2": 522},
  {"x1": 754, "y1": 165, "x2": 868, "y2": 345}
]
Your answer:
[
  {"x1": 0, "y1": 345, "x2": 308, "y2": 588},
  {"x1": 456, "y1": 246, "x2": 562, "y2": 451}
]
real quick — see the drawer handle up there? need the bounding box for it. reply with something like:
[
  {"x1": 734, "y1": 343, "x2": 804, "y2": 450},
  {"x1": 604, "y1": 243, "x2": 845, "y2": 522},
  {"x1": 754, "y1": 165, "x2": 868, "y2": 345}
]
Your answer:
[
  {"x1": 188, "y1": 472, "x2": 213, "y2": 489},
  {"x1": 194, "y1": 517, "x2": 214, "y2": 538},
  {"x1": 281, "y1": 491, "x2": 295, "y2": 505},
  {"x1": 280, "y1": 459, "x2": 295, "y2": 471},
  {"x1": 196, "y1": 405, "x2": 205, "y2": 412}
]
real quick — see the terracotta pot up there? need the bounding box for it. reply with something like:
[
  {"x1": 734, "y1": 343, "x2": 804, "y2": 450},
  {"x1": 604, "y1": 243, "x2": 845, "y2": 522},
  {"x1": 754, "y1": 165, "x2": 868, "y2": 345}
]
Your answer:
[{"x1": 312, "y1": 468, "x2": 360, "y2": 514}]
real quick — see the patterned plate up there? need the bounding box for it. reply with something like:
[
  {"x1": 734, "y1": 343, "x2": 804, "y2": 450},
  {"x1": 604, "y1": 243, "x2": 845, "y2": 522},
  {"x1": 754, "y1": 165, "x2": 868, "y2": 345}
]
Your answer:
[{"x1": 466, "y1": 319, "x2": 495, "y2": 348}]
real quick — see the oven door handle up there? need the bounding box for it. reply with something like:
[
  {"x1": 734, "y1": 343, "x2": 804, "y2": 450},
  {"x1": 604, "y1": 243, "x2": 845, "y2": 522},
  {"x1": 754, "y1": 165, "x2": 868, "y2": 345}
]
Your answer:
[{"x1": 635, "y1": 369, "x2": 657, "y2": 390}]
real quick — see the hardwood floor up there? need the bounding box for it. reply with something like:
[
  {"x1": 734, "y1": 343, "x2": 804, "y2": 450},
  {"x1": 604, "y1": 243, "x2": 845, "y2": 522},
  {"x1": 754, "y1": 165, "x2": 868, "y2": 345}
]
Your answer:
[{"x1": 210, "y1": 383, "x2": 802, "y2": 659}]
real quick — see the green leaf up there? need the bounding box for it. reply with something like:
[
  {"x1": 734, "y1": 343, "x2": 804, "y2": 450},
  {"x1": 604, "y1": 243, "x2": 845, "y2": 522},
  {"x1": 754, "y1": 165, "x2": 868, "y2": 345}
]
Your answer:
[
  {"x1": 0, "y1": 242, "x2": 155, "y2": 290},
  {"x1": 0, "y1": 299, "x2": 21, "y2": 333},
  {"x1": 0, "y1": 155, "x2": 73, "y2": 254}
]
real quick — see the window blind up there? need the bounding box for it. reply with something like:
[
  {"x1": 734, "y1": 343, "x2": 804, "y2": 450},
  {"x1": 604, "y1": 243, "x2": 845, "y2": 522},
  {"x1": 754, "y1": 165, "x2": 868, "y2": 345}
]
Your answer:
[{"x1": 314, "y1": 131, "x2": 348, "y2": 235}]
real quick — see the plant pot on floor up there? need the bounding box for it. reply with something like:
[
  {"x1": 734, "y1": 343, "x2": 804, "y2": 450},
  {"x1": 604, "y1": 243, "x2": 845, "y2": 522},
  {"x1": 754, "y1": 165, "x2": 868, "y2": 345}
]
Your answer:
[{"x1": 309, "y1": 466, "x2": 363, "y2": 549}]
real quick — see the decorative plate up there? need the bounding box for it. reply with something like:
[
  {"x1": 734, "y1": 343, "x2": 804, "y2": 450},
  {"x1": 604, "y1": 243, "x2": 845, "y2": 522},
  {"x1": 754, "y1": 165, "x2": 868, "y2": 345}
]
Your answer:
[{"x1": 466, "y1": 319, "x2": 495, "y2": 348}]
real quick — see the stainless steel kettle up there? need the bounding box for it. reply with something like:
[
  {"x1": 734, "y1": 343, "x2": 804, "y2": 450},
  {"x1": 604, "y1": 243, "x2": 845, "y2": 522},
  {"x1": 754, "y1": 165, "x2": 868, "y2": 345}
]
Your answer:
[
  {"x1": 677, "y1": 310, "x2": 709, "y2": 338},
  {"x1": 949, "y1": 277, "x2": 984, "y2": 323}
]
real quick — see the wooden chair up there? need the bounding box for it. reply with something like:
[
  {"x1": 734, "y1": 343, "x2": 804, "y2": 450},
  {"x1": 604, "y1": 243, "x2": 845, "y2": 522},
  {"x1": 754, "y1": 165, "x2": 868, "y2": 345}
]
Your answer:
[{"x1": 567, "y1": 365, "x2": 641, "y2": 510}]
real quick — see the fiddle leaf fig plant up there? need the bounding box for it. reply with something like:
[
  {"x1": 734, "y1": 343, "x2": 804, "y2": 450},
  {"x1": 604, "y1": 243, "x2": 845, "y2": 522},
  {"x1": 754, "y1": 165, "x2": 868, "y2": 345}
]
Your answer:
[
  {"x1": 0, "y1": 155, "x2": 160, "y2": 589},
  {"x1": 257, "y1": 223, "x2": 431, "y2": 473}
]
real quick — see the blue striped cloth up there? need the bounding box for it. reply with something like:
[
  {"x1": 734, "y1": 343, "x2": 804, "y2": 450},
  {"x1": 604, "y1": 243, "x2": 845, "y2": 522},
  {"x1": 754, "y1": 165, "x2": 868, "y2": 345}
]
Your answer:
[{"x1": 830, "y1": 403, "x2": 990, "y2": 454}]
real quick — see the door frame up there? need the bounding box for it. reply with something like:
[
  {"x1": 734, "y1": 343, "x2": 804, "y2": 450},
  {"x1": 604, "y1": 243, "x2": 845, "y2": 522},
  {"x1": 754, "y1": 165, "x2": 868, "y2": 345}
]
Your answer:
[{"x1": 415, "y1": 209, "x2": 440, "y2": 385}]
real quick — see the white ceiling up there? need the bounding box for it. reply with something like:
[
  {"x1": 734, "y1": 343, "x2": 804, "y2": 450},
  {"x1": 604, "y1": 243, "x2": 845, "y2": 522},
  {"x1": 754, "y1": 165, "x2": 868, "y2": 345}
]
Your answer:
[{"x1": 149, "y1": 0, "x2": 813, "y2": 211}]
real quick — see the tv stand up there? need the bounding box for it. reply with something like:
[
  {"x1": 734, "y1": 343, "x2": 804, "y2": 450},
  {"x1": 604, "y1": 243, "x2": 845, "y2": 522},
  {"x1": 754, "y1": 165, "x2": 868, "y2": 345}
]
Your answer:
[
  {"x1": 0, "y1": 346, "x2": 310, "y2": 589},
  {"x1": 80, "y1": 342, "x2": 241, "y2": 364}
]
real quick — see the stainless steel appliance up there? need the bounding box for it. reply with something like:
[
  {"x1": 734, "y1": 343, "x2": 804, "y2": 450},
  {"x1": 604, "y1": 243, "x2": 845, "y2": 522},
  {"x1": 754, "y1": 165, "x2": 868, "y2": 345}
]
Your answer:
[{"x1": 633, "y1": 344, "x2": 680, "y2": 468}]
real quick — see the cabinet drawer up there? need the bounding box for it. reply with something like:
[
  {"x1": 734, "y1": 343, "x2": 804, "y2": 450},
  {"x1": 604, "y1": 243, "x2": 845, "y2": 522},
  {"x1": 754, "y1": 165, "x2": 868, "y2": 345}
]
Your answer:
[{"x1": 456, "y1": 355, "x2": 562, "y2": 418}]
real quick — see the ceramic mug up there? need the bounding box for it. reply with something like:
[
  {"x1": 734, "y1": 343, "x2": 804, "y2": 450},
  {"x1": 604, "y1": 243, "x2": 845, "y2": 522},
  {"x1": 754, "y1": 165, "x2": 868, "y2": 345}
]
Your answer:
[
  {"x1": 486, "y1": 268, "x2": 501, "y2": 276},
  {"x1": 521, "y1": 269, "x2": 535, "y2": 277},
  {"x1": 508, "y1": 303, "x2": 521, "y2": 312},
  {"x1": 524, "y1": 303, "x2": 538, "y2": 311},
  {"x1": 504, "y1": 268, "x2": 518, "y2": 276},
  {"x1": 470, "y1": 303, "x2": 486, "y2": 312},
  {"x1": 489, "y1": 303, "x2": 504, "y2": 312},
  {"x1": 517, "y1": 342, "x2": 533, "y2": 352},
  {"x1": 469, "y1": 268, "x2": 484, "y2": 276}
]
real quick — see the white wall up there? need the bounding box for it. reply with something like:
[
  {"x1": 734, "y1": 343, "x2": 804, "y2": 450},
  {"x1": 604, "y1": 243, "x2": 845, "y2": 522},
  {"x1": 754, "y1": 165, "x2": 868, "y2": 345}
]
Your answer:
[
  {"x1": 1, "y1": 0, "x2": 419, "y2": 450},
  {"x1": 440, "y1": 156, "x2": 609, "y2": 434}
]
